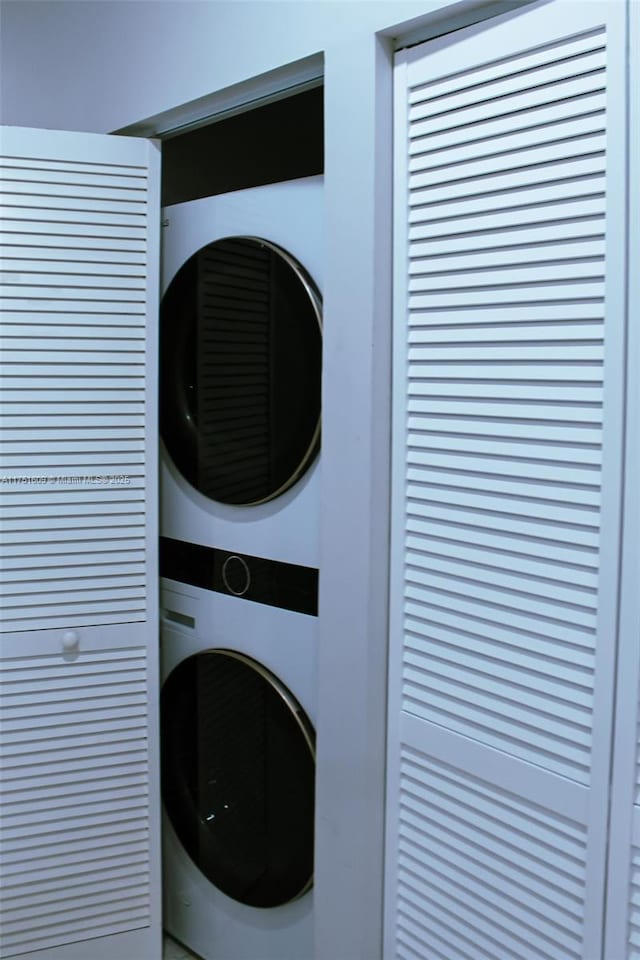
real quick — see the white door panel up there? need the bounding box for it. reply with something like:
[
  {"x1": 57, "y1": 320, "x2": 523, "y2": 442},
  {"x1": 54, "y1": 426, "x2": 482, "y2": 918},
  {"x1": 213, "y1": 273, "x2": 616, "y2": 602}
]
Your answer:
[
  {"x1": 0, "y1": 126, "x2": 160, "y2": 960},
  {"x1": 387, "y1": 3, "x2": 629, "y2": 957}
]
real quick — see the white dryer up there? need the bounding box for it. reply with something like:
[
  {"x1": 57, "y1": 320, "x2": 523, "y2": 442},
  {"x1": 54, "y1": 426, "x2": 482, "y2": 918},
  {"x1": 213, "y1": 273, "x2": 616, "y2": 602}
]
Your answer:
[
  {"x1": 160, "y1": 176, "x2": 323, "y2": 568},
  {"x1": 160, "y1": 578, "x2": 316, "y2": 960},
  {"x1": 158, "y1": 177, "x2": 322, "y2": 960}
]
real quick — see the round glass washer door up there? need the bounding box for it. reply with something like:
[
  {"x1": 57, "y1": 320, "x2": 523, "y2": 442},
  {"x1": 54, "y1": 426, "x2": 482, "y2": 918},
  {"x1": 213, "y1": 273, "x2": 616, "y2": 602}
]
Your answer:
[
  {"x1": 161, "y1": 650, "x2": 315, "y2": 908},
  {"x1": 160, "y1": 236, "x2": 322, "y2": 506}
]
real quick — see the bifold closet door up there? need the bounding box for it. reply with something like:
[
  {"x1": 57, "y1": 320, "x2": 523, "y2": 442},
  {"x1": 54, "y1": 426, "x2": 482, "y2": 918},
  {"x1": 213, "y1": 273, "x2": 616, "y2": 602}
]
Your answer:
[
  {"x1": 0, "y1": 126, "x2": 161, "y2": 959},
  {"x1": 386, "y1": 3, "x2": 629, "y2": 958}
]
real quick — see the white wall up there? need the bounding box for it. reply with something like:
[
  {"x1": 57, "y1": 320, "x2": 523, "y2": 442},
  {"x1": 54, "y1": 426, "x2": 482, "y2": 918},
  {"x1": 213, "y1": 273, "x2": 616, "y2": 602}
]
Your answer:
[
  {"x1": 0, "y1": 3, "x2": 516, "y2": 957},
  {"x1": 0, "y1": 0, "x2": 450, "y2": 133}
]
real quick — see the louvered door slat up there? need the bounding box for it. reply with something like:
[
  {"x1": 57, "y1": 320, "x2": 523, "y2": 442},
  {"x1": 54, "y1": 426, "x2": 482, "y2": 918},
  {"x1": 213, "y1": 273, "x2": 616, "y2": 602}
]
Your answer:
[
  {"x1": 411, "y1": 95, "x2": 608, "y2": 161},
  {"x1": 0, "y1": 644, "x2": 152, "y2": 958},
  {"x1": 1, "y1": 250, "x2": 146, "y2": 267},
  {"x1": 411, "y1": 115, "x2": 607, "y2": 173},
  {"x1": 387, "y1": 4, "x2": 627, "y2": 958},
  {"x1": 2, "y1": 262, "x2": 146, "y2": 280},
  {"x1": 408, "y1": 25, "x2": 605, "y2": 102},
  {"x1": 409, "y1": 60, "x2": 606, "y2": 131},
  {"x1": 1, "y1": 210, "x2": 146, "y2": 232},
  {"x1": 0, "y1": 227, "x2": 146, "y2": 247},
  {"x1": 0, "y1": 115, "x2": 150, "y2": 643},
  {"x1": 0, "y1": 99, "x2": 152, "y2": 612},
  {"x1": 0, "y1": 179, "x2": 146, "y2": 199},
  {"x1": 409, "y1": 39, "x2": 606, "y2": 117},
  {"x1": 2, "y1": 170, "x2": 147, "y2": 191},
  {"x1": 0, "y1": 191, "x2": 146, "y2": 213}
]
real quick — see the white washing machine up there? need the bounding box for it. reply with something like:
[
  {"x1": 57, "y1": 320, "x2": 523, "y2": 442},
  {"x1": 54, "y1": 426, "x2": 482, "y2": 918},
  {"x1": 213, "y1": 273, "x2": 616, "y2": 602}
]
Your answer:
[
  {"x1": 160, "y1": 176, "x2": 323, "y2": 568},
  {"x1": 160, "y1": 578, "x2": 316, "y2": 960},
  {"x1": 158, "y1": 177, "x2": 322, "y2": 960}
]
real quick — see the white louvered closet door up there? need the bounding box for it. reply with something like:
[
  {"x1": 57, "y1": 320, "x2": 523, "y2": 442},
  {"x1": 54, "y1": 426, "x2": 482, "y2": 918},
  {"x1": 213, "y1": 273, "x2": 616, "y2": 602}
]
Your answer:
[
  {"x1": 0, "y1": 127, "x2": 161, "y2": 960},
  {"x1": 386, "y1": 3, "x2": 628, "y2": 959}
]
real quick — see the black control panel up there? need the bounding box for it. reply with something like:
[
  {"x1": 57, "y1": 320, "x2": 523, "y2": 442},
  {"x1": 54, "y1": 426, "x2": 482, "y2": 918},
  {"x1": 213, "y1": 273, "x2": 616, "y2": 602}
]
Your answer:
[{"x1": 160, "y1": 537, "x2": 318, "y2": 617}]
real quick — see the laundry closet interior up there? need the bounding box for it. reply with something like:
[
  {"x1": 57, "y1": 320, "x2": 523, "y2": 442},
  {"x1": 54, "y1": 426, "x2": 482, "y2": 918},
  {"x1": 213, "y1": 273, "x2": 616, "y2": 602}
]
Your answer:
[{"x1": 0, "y1": 2, "x2": 638, "y2": 959}]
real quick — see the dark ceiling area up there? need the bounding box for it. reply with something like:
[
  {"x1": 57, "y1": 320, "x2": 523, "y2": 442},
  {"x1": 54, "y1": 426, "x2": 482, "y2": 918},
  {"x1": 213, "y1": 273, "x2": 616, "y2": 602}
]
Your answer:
[{"x1": 161, "y1": 85, "x2": 324, "y2": 207}]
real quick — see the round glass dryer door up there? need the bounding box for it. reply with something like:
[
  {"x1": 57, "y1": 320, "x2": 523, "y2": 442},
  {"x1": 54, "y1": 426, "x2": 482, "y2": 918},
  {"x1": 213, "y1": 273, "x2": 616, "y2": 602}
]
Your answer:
[
  {"x1": 161, "y1": 650, "x2": 315, "y2": 908},
  {"x1": 160, "y1": 237, "x2": 322, "y2": 505}
]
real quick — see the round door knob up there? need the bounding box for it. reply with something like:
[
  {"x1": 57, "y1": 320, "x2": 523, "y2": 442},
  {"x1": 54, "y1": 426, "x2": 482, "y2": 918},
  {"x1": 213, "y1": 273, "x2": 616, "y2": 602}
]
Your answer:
[{"x1": 62, "y1": 630, "x2": 79, "y2": 651}]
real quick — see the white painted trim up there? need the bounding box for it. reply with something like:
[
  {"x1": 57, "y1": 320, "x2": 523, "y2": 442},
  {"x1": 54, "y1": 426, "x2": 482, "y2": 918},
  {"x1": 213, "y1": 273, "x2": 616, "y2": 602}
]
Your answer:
[
  {"x1": 314, "y1": 30, "x2": 395, "y2": 960},
  {"x1": 115, "y1": 54, "x2": 323, "y2": 139},
  {"x1": 582, "y1": 3, "x2": 629, "y2": 953},
  {"x1": 604, "y1": 0, "x2": 640, "y2": 955},
  {"x1": 386, "y1": 0, "x2": 541, "y2": 50},
  {"x1": 142, "y1": 135, "x2": 163, "y2": 951},
  {"x1": 383, "y1": 44, "x2": 410, "y2": 960}
]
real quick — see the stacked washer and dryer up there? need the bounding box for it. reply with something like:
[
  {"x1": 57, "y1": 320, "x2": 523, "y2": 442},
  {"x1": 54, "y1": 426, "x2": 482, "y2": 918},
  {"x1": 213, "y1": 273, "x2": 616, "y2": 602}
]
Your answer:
[{"x1": 159, "y1": 176, "x2": 323, "y2": 960}]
